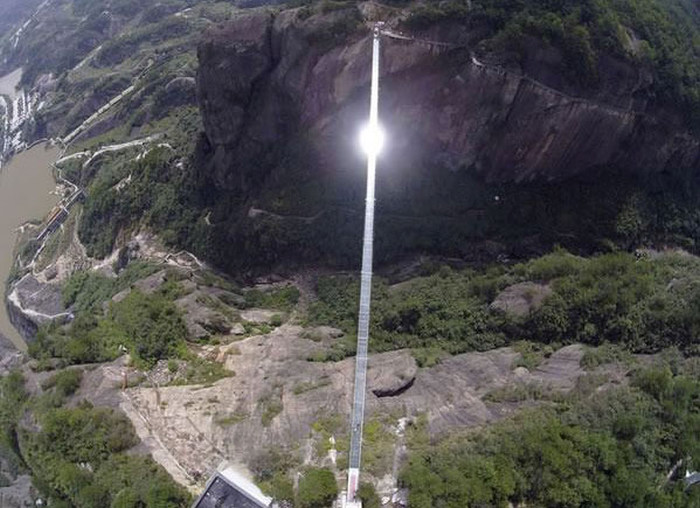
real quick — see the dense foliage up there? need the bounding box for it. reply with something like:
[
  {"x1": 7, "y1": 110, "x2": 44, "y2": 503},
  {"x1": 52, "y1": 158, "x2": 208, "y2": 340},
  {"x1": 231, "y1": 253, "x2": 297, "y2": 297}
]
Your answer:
[
  {"x1": 41, "y1": 369, "x2": 83, "y2": 399},
  {"x1": 0, "y1": 371, "x2": 29, "y2": 481},
  {"x1": 33, "y1": 285, "x2": 188, "y2": 367},
  {"x1": 310, "y1": 249, "x2": 700, "y2": 359},
  {"x1": 78, "y1": 110, "x2": 205, "y2": 260},
  {"x1": 250, "y1": 450, "x2": 343, "y2": 507},
  {"x1": 21, "y1": 402, "x2": 191, "y2": 507},
  {"x1": 406, "y1": 0, "x2": 700, "y2": 125},
  {"x1": 297, "y1": 468, "x2": 339, "y2": 508},
  {"x1": 0, "y1": 372, "x2": 191, "y2": 507},
  {"x1": 173, "y1": 146, "x2": 700, "y2": 273},
  {"x1": 62, "y1": 261, "x2": 158, "y2": 312},
  {"x1": 401, "y1": 359, "x2": 700, "y2": 507}
]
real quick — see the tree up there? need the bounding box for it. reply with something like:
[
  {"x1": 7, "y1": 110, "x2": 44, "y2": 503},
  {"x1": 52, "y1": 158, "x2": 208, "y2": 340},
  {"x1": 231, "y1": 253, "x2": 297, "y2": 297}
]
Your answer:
[
  {"x1": 297, "y1": 468, "x2": 338, "y2": 508},
  {"x1": 357, "y1": 482, "x2": 381, "y2": 508}
]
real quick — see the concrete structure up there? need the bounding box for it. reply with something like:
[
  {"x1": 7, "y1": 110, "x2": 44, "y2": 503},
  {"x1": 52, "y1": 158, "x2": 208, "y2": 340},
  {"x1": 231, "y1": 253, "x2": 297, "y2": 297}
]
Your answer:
[
  {"x1": 194, "y1": 464, "x2": 274, "y2": 508},
  {"x1": 685, "y1": 471, "x2": 700, "y2": 489}
]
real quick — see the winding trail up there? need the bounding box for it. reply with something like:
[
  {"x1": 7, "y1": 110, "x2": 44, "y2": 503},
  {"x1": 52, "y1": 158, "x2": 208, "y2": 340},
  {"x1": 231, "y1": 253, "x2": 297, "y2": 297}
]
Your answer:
[
  {"x1": 379, "y1": 27, "x2": 642, "y2": 117},
  {"x1": 80, "y1": 134, "x2": 163, "y2": 168},
  {"x1": 62, "y1": 84, "x2": 137, "y2": 145}
]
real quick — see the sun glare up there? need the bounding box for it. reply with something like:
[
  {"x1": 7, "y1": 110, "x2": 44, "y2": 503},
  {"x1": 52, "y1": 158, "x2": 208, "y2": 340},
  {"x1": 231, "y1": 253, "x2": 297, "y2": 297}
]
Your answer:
[{"x1": 360, "y1": 123, "x2": 385, "y2": 157}]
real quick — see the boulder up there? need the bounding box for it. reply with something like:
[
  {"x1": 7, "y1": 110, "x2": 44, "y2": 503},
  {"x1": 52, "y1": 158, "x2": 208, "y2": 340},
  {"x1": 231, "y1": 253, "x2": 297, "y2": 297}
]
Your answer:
[
  {"x1": 368, "y1": 351, "x2": 417, "y2": 398},
  {"x1": 490, "y1": 282, "x2": 552, "y2": 317}
]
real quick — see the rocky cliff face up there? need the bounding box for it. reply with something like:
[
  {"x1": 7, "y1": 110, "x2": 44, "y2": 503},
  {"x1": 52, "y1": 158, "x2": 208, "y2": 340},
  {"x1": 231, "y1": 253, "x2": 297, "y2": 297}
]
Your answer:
[
  {"x1": 194, "y1": 3, "x2": 700, "y2": 269},
  {"x1": 7, "y1": 274, "x2": 67, "y2": 343},
  {"x1": 197, "y1": 4, "x2": 698, "y2": 190}
]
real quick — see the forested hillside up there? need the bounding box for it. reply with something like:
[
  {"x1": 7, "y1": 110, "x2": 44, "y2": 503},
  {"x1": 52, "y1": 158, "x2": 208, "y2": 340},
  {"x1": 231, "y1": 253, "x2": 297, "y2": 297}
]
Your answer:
[
  {"x1": 406, "y1": 0, "x2": 700, "y2": 124},
  {"x1": 0, "y1": 0, "x2": 44, "y2": 42},
  {"x1": 2, "y1": 0, "x2": 700, "y2": 506}
]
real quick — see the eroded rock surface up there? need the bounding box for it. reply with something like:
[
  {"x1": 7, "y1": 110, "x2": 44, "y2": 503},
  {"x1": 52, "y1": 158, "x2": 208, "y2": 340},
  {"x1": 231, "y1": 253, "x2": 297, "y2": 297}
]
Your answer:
[
  {"x1": 197, "y1": 4, "x2": 699, "y2": 192},
  {"x1": 7, "y1": 275, "x2": 68, "y2": 341},
  {"x1": 122, "y1": 326, "x2": 591, "y2": 487},
  {"x1": 368, "y1": 351, "x2": 417, "y2": 397},
  {"x1": 490, "y1": 281, "x2": 552, "y2": 317}
]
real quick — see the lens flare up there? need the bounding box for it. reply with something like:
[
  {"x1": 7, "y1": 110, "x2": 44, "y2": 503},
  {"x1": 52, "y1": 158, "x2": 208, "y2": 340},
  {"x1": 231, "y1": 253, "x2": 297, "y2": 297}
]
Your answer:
[{"x1": 360, "y1": 123, "x2": 385, "y2": 157}]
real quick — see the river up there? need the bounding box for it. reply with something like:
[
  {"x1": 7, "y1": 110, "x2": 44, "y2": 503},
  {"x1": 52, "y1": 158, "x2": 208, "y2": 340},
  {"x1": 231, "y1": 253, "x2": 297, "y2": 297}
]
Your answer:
[{"x1": 0, "y1": 143, "x2": 59, "y2": 350}]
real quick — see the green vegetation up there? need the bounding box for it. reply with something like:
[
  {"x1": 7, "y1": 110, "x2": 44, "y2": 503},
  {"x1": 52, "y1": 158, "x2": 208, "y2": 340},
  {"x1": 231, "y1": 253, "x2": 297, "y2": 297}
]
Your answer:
[
  {"x1": 405, "y1": 0, "x2": 700, "y2": 125},
  {"x1": 361, "y1": 418, "x2": 395, "y2": 477},
  {"x1": 581, "y1": 342, "x2": 635, "y2": 370},
  {"x1": 297, "y1": 467, "x2": 338, "y2": 508},
  {"x1": 311, "y1": 414, "x2": 348, "y2": 461},
  {"x1": 41, "y1": 369, "x2": 83, "y2": 399},
  {"x1": 292, "y1": 377, "x2": 331, "y2": 395},
  {"x1": 483, "y1": 382, "x2": 553, "y2": 403},
  {"x1": 310, "y1": 249, "x2": 700, "y2": 359},
  {"x1": 401, "y1": 358, "x2": 700, "y2": 506},
  {"x1": 62, "y1": 261, "x2": 159, "y2": 312},
  {"x1": 21, "y1": 402, "x2": 190, "y2": 507},
  {"x1": 214, "y1": 411, "x2": 248, "y2": 427},
  {"x1": 111, "y1": 290, "x2": 188, "y2": 366},
  {"x1": 35, "y1": 207, "x2": 80, "y2": 272},
  {"x1": 251, "y1": 448, "x2": 296, "y2": 483},
  {"x1": 251, "y1": 448, "x2": 297, "y2": 505},
  {"x1": 171, "y1": 354, "x2": 235, "y2": 385},
  {"x1": 0, "y1": 371, "x2": 190, "y2": 507},
  {"x1": 0, "y1": 371, "x2": 29, "y2": 478},
  {"x1": 357, "y1": 482, "x2": 381, "y2": 508},
  {"x1": 259, "y1": 388, "x2": 284, "y2": 427},
  {"x1": 12, "y1": 0, "x2": 700, "y2": 277},
  {"x1": 244, "y1": 285, "x2": 301, "y2": 312},
  {"x1": 411, "y1": 346, "x2": 447, "y2": 368},
  {"x1": 511, "y1": 340, "x2": 553, "y2": 370},
  {"x1": 33, "y1": 286, "x2": 188, "y2": 368},
  {"x1": 79, "y1": 120, "x2": 206, "y2": 260}
]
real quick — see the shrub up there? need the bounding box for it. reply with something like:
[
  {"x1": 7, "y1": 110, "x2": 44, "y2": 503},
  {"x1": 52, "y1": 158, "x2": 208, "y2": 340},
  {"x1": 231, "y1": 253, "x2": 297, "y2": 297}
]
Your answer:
[
  {"x1": 297, "y1": 468, "x2": 338, "y2": 508},
  {"x1": 266, "y1": 472, "x2": 295, "y2": 505},
  {"x1": 44, "y1": 369, "x2": 83, "y2": 398},
  {"x1": 631, "y1": 367, "x2": 672, "y2": 400},
  {"x1": 309, "y1": 251, "x2": 700, "y2": 358},
  {"x1": 244, "y1": 286, "x2": 300, "y2": 311},
  {"x1": 411, "y1": 347, "x2": 446, "y2": 368},
  {"x1": 357, "y1": 482, "x2": 381, "y2": 508},
  {"x1": 483, "y1": 382, "x2": 551, "y2": 403},
  {"x1": 511, "y1": 341, "x2": 546, "y2": 370},
  {"x1": 401, "y1": 362, "x2": 700, "y2": 507},
  {"x1": 250, "y1": 448, "x2": 295, "y2": 482},
  {"x1": 20, "y1": 402, "x2": 191, "y2": 507},
  {"x1": 580, "y1": 343, "x2": 633, "y2": 370},
  {"x1": 110, "y1": 290, "x2": 188, "y2": 367}
]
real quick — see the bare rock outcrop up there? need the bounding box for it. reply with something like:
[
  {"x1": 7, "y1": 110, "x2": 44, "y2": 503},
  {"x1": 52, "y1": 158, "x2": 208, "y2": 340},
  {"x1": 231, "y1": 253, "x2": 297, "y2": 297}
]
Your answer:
[
  {"x1": 123, "y1": 327, "x2": 592, "y2": 486},
  {"x1": 7, "y1": 275, "x2": 68, "y2": 342},
  {"x1": 197, "y1": 4, "x2": 699, "y2": 193},
  {"x1": 192, "y1": 3, "x2": 700, "y2": 270},
  {"x1": 490, "y1": 282, "x2": 552, "y2": 317},
  {"x1": 368, "y1": 351, "x2": 417, "y2": 397}
]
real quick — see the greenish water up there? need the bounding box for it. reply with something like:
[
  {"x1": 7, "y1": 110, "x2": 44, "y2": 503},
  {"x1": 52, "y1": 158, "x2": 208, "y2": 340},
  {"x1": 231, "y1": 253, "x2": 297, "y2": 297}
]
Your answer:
[{"x1": 0, "y1": 143, "x2": 59, "y2": 350}]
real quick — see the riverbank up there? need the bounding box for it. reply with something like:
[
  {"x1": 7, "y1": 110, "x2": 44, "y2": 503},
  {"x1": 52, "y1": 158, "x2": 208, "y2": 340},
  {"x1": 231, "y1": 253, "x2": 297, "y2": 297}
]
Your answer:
[{"x1": 0, "y1": 143, "x2": 60, "y2": 350}]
